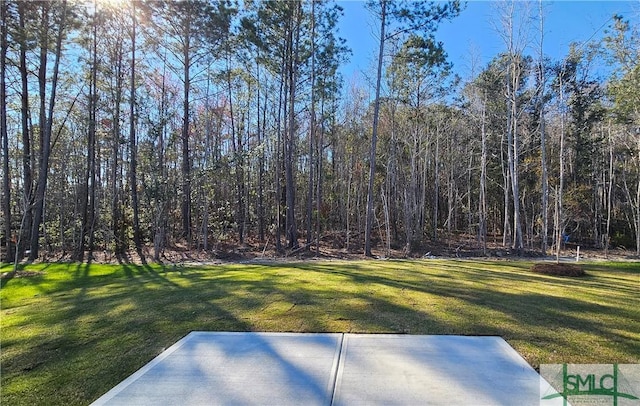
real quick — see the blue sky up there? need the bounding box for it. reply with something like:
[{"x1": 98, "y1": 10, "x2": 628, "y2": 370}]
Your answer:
[{"x1": 337, "y1": 1, "x2": 640, "y2": 83}]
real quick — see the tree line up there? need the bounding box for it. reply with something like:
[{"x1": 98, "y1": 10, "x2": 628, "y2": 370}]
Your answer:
[{"x1": 1, "y1": 0, "x2": 639, "y2": 264}]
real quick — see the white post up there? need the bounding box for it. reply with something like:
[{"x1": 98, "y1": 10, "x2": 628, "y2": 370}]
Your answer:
[{"x1": 576, "y1": 246, "x2": 580, "y2": 262}]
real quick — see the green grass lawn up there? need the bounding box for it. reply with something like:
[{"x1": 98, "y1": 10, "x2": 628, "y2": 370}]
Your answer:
[{"x1": 1, "y1": 259, "x2": 639, "y2": 405}]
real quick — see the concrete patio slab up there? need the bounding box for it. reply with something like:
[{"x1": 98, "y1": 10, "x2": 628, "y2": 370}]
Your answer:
[
  {"x1": 93, "y1": 332, "x2": 559, "y2": 405},
  {"x1": 332, "y1": 334, "x2": 551, "y2": 405},
  {"x1": 92, "y1": 332, "x2": 343, "y2": 406}
]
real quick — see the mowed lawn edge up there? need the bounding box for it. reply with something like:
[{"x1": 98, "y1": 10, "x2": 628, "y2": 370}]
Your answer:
[{"x1": 1, "y1": 259, "x2": 639, "y2": 405}]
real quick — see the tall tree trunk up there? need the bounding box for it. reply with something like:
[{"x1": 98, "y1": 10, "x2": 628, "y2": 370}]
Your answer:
[
  {"x1": 316, "y1": 98, "x2": 326, "y2": 255},
  {"x1": 285, "y1": 2, "x2": 301, "y2": 249},
  {"x1": 130, "y1": 2, "x2": 142, "y2": 255},
  {"x1": 181, "y1": 23, "x2": 192, "y2": 245},
  {"x1": 419, "y1": 134, "x2": 428, "y2": 243},
  {"x1": 30, "y1": 1, "x2": 67, "y2": 261},
  {"x1": 556, "y1": 74, "x2": 566, "y2": 263},
  {"x1": 446, "y1": 138, "x2": 454, "y2": 234},
  {"x1": 433, "y1": 121, "x2": 440, "y2": 240},
  {"x1": 275, "y1": 57, "x2": 285, "y2": 252},
  {"x1": 154, "y1": 53, "x2": 169, "y2": 262},
  {"x1": 467, "y1": 150, "x2": 473, "y2": 238},
  {"x1": 365, "y1": 0, "x2": 386, "y2": 257},
  {"x1": 111, "y1": 135, "x2": 120, "y2": 254},
  {"x1": 604, "y1": 121, "x2": 613, "y2": 258},
  {"x1": 1, "y1": 0, "x2": 11, "y2": 261},
  {"x1": 345, "y1": 145, "x2": 354, "y2": 250},
  {"x1": 501, "y1": 130, "x2": 511, "y2": 247},
  {"x1": 77, "y1": 0, "x2": 98, "y2": 261},
  {"x1": 508, "y1": 57, "x2": 523, "y2": 253},
  {"x1": 89, "y1": 124, "x2": 98, "y2": 256},
  {"x1": 18, "y1": 2, "x2": 33, "y2": 259},
  {"x1": 381, "y1": 185, "x2": 390, "y2": 257},
  {"x1": 226, "y1": 54, "x2": 244, "y2": 244},
  {"x1": 479, "y1": 93, "x2": 488, "y2": 255},
  {"x1": 201, "y1": 75, "x2": 212, "y2": 251},
  {"x1": 87, "y1": 1, "x2": 98, "y2": 259},
  {"x1": 87, "y1": 129, "x2": 97, "y2": 259},
  {"x1": 636, "y1": 133, "x2": 640, "y2": 256},
  {"x1": 540, "y1": 100, "x2": 548, "y2": 254},
  {"x1": 538, "y1": 0, "x2": 549, "y2": 255},
  {"x1": 306, "y1": 0, "x2": 316, "y2": 249},
  {"x1": 159, "y1": 67, "x2": 168, "y2": 257},
  {"x1": 390, "y1": 103, "x2": 400, "y2": 242},
  {"x1": 110, "y1": 37, "x2": 125, "y2": 256},
  {"x1": 257, "y1": 60, "x2": 266, "y2": 243}
]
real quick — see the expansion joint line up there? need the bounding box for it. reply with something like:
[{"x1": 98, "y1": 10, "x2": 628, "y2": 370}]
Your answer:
[{"x1": 329, "y1": 333, "x2": 346, "y2": 405}]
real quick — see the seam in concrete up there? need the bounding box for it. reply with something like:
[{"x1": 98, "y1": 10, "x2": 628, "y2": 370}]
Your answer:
[{"x1": 330, "y1": 333, "x2": 347, "y2": 405}]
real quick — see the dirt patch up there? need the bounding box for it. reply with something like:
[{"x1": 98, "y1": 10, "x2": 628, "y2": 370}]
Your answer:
[{"x1": 530, "y1": 263, "x2": 586, "y2": 277}]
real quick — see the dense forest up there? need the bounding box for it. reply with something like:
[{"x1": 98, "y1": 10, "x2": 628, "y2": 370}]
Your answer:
[{"x1": 1, "y1": 0, "x2": 639, "y2": 264}]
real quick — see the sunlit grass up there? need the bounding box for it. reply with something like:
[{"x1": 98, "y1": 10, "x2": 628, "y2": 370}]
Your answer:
[{"x1": 1, "y1": 260, "x2": 638, "y2": 405}]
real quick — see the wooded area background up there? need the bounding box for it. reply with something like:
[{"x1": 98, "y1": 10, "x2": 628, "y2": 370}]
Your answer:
[{"x1": 1, "y1": 0, "x2": 639, "y2": 263}]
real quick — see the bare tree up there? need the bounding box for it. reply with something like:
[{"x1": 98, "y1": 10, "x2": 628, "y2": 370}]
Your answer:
[
  {"x1": 538, "y1": 0, "x2": 549, "y2": 255},
  {"x1": 494, "y1": 0, "x2": 532, "y2": 254}
]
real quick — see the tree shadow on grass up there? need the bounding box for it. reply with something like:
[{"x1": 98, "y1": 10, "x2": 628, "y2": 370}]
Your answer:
[
  {"x1": 2, "y1": 260, "x2": 638, "y2": 405},
  {"x1": 257, "y1": 260, "x2": 640, "y2": 363},
  {"x1": 2, "y1": 263, "x2": 255, "y2": 405}
]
